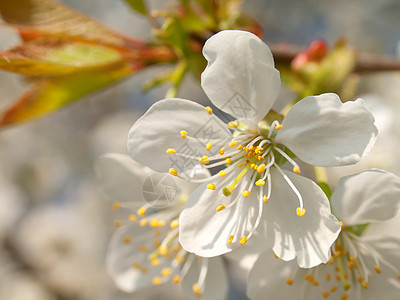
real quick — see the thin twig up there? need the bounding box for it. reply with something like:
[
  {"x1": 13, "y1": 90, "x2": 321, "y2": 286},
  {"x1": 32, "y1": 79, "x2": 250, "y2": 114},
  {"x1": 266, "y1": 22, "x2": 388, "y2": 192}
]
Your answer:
[{"x1": 269, "y1": 43, "x2": 400, "y2": 73}]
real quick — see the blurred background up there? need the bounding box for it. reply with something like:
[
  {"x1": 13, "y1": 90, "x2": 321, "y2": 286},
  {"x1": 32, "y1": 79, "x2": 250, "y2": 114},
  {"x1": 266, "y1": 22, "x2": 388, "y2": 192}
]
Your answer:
[{"x1": 0, "y1": 0, "x2": 399, "y2": 299}]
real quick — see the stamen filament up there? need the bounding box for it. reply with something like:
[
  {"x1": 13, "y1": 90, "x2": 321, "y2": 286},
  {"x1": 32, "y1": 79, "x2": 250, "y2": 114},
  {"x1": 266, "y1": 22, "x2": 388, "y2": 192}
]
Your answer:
[
  {"x1": 273, "y1": 146, "x2": 300, "y2": 173},
  {"x1": 274, "y1": 164, "x2": 304, "y2": 213}
]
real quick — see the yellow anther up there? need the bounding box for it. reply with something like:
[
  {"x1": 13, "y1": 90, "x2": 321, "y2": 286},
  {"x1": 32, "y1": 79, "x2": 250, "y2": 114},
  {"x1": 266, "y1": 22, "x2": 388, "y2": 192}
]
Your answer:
[
  {"x1": 151, "y1": 258, "x2": 160, "y2": 266},
  {"x1": 205, "y1": 142, "x2": 212, "y2": 151},
  {"x1": 296, "y1": 207, "x2": 306, "y2": 217},
  {"x1": 137, "y1": 207, "x2": 146, "y2": 216},
  {"x1": 223, "y1": 187, "x2": 232, "y2": 196},
  {"x1": 328, "y1": 256, "x2": 334, "y2": 265},
  {"x1": 258, "y1": 155, "x2": 263, "y2": 160},
  {"x1": 263, "y1": 195, "x2": 269, "y2": 203},
  {"x1": 166, "y1": 148, "x2": 176, "y2": 154},
  {"x1": 154, "y1": 229, "x2": 162, "y2": 236},
  {"x1": 257, "y1": 164, "x2": 266, "y2": 174},
  {"x1": 236, "y1": 144, "x2": 242, "y2": 150},
  {"x1": 226, "y1": 158, "x2": 232, "y2": 164},
  {"x1": 242, "y1": 190, "x2": 251, "y2": 198},
  {"x1": 273, "y1": 252, "x2": 279, "y2": 259},
  {"x1": 347, "y1": 261, "x2": 353, "y2": 269},
  {"x1": 293, "y1": 165, "x2": 301, "y2": 174},
  {"x1": 219, "y1": 171, "x2": 226, "y2": 177},
  {"x1": 161, "y1": 268, "x2": 171, "y2": 276},
  {"x1": 229, "y1": 141, "x2": 238, "y2": 147},
  {"x1": 256, "y1": 179, "x2": 265, "y2": 186},
  {"x1": 172, "y1": 275, "x2": 182, "y2": 284},
  {"x1": 357, "y1": 274, "x2": 363, "y2": 282},
  {"x1": 275, "y1": 124, "x2": 283, "y2": 130},
  {"x1": 250, "y1": 163, "x2": 256, "y2": 169},
  {"x1": 112, "y1": 202, "x2": 121, "y2": 210},
  {"x1": 199, "y1": 155, "x2": 209, "y2": 164},
  {"x1": 192, "y1": 283, "x2": 202, "y2": 297},
  {"x1": 341, "y1": 294, "x2": 349, "y2": 300},
  {"x1": 141, "y1": 268, "x2": 148, "y2": 274},
  {"x1": 129, "y1": 214, "x2": 137, "y2": 222},
  {"x1": 205, "y1": 106, "x2": 213, "y2": 115},
  {"x1": 175, "y1": 255, "x2": 185, "y2": 264},
  {"x1": 312, "y1": 280, "x2": 319, "y2": 286},
  {"x1": 326, "y1": 273, "x2": 331, "y2": 281},
  {"x1": 228, "y1": 235, "x2": 234, "y2": 244},
  {"x1": 207, "y1": 183, "x2": 216, "y2": 190},
  {"x1": 152, "y1": 276, "x2": 162, "y2": 285},
  {"x1": 150, "y1": 219, "x2": 160, "y2": 227},
  {"x1": 219, "y1": 148, "x2": 225, "y2": 155},
  {"x1": 286, "y1": 278, "x2": 293, "y2": 285},
  {"x1": 180, "y1": 130, "x2": 187, "y2": 139},
  {"x1": 228, "y1": 121, "x2": 238, "y2": 128},
  {"x1": 160, "y1": 246, "x2": 168, "y2": 255},
  {"x1": 304, "y1": 274, "x2": 315, "y2": 281},
  {"x1": 331, "y1": 286, "x2": 337, "y2": 292},
  {"x1": 133, "y1": 263, "x2": 141, "y2": 269},
  {"x1": 322, "y1": 291, "x2": 330, "y2": 298},
  {"x1": 397, "y1": 274, "x2": 400, "y2": 280},
  {"x1": 170, "y1": 219, "x2": 179, "y2": 229},
  {"x1": 239, "y1": 236, "x2": 248, "y2": 245},
  {"x1": 216, "y1": 204, "x2": 226, "y2": 212},
  {"x1": 114, "y1": 220, "x2": 123, "y2": 227},
  {"x1": 340, "y1": 221, "x2": 344, "y2": 229},
  {"x1": 169, "y1": 168, "x2": 178, "y2": 176},
  {"x1": 245, "y1": 159, "x2": 250, "y2": 164},
  {"x1": 123, "y1": 236, "x2": 131, "y2": 244},
  {"x1": 140, "y1": 219, "x2": 147, "y2": 227},
  {"x1": 238, "y1": 163, "x2": 243, "y2": 168},
  {"x1": 361, "y1": 280, "x2": 369, "y2": 289},
  {"x1": 139, "y1": 245, "x2": 147, "y2": 252},
  {"x1": 153, "y1": 239, "x2": 161, "y2": 247}
]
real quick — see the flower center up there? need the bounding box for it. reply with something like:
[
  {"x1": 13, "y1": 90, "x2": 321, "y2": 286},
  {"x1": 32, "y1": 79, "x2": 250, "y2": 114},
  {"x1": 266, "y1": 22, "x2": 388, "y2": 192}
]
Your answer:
[{"x1": 165, "y1": 107, "x2": 307, "y2": 246}]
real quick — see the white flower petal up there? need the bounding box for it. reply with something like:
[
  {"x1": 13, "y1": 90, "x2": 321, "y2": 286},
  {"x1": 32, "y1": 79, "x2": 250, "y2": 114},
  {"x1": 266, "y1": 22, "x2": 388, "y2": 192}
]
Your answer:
[
  {"x1": 354, "y1": 235, "x2": 400, "y2": 299},
  {"x1": 225, "y1": 234, "x2": 268, "y2": 272},
  {"x1": 96, "y1": 153, "x2": 192, "y2": 209},
  {"x1": 201, "y1": 30, "x2": 281, "y2": 123},
  {"x1": 128, "y1": 98, "x2": 231, "y2": 177},
  {"x1": 264, "y1": 168, "x2": 341, "y2": 268},
  {"x1": 106, "y1": 224, "x2": 170, "y2": 292},
  {"x1": 276, "y1": 93, "x2": 378, "y2": 167},
  {"x1": 181, "y1": 257, "x2": 228, "y2": 300},
  {"x1": 179, "y1": 174, "x2": 259, "y2": 257},
  {"x1": 95, "y1": 154, "x2": 154, "y2": 204},
  {"x1": 331, "y1": 169, "x2": 400, "y2": 226},
  {"x1": 247, "y1": 251, "x2": 304, "y2": 300}
]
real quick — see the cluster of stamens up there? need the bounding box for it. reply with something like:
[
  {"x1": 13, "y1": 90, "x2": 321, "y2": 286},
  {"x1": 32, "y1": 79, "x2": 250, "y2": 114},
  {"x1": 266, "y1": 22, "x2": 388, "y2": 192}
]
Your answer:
[
  {"x1": 282, "y1": 223, "x2": 400, "y2": 299},
  {"x1": 166, "y1": 106, "x2": 307, "y2": 247},
  {"x1": 112, "y1": 203, "x2": 208, "y2": 298}
]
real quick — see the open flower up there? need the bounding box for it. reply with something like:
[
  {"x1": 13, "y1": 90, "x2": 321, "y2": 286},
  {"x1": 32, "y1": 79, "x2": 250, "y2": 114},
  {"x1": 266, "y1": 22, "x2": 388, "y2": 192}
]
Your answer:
[
  {"x1": 248, "y1": 169, "x2": 400, "y2": 300},
  {"x1": 95, "y1": 154, "x2": 228, "y2": 299},
  {"x1": 127, "y1": 30, "x2": 377, "y2": 266}
]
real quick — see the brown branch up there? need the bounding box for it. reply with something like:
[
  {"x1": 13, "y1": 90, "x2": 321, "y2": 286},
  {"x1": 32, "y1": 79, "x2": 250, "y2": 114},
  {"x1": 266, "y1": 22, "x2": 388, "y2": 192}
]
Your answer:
[{"x1": 269, "y1": 43, "x2": 400, "y2": 73}]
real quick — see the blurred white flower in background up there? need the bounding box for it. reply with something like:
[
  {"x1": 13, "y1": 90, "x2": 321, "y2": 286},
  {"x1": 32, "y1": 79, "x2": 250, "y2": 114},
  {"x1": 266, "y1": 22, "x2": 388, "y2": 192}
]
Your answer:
[{"x1": 13, "y1": 182, "x2": 113, "y2": 300}]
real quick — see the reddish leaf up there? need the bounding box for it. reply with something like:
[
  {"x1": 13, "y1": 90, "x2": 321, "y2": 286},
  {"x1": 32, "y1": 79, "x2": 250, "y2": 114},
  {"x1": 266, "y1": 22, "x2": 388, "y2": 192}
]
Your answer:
[{"x1": 0, "y1": 0, "x2": 145, "y2": 49}]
